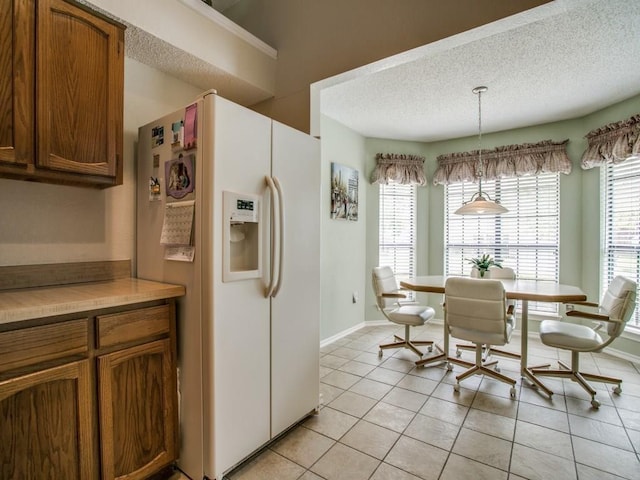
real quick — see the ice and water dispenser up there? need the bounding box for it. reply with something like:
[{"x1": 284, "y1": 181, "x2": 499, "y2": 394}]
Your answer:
[{"x1": 222, "y1": 191, "x2": 262, "y2": 282}]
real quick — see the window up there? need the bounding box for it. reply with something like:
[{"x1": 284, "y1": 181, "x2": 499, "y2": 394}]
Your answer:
[
  {"x1": 379, "y1": 184, "x2": 417, "y2": 298},
  {"x1": 445, "y1": 173, "x2": 560, "y2": 314},
  {"x1": 601, "y1": 156, "x2": 640, "y2": 329}
]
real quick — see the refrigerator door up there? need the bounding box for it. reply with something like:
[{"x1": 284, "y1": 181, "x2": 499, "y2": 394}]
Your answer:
[
  {"x1": 205, "y1": 95, "x2": 273, "y2": 479},
  {"x1": 270, "y1": 121, "x2": 321, "y2": 437}
]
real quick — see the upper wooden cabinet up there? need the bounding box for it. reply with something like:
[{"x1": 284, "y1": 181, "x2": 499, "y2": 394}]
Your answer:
[
  {"x1": 0, "y1": 0, "x2": 34, "y2": 167},
  {"x1": 0, "y1": 0, "x2": 124, "y2": 188}
]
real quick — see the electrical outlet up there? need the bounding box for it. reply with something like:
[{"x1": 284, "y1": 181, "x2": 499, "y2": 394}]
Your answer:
[{"x1": 352, "y1": 291, "x2": 359, "y2": 303}]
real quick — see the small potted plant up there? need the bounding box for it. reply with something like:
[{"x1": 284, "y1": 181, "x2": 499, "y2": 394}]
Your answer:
[{"x1": 466, "y1": 254, "x2": 502, "y2": 278}]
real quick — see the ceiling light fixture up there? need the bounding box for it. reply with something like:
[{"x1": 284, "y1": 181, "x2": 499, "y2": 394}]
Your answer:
[{"x1": 454, "y1": 86, "x2": 508, "y2": 216}]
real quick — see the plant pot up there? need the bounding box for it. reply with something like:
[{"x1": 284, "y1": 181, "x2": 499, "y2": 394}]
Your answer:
[{"x1": 470, "y1": 267, "x2": 488, "y2": 278}]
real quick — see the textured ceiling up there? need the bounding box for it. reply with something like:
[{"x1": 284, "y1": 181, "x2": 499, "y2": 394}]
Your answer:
[
  {"x1": 78, "y1": 0, "x2": 277, "y2": 107},
  {"x1": 124, "y1": 26, "x2": 274, "y2": 106},
  {"x1": 319, "y1": 0, "x2": 640, "y2": 142}
]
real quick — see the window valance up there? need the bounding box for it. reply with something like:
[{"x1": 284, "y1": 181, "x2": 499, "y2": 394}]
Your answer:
[
  {"x1": 432, "y1": 139, "x2": 571, "y2": 185},
  {"x1": 370, "y1": 153, "x2": 427, "y2": 186},
  {"x1": 581, "y1": 114, "x2": 640, "y2": 169}
]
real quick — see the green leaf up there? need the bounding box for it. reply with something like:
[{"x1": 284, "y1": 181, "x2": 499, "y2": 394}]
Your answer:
[{"x1": 465, "y1": 254, "x2": 503, "y2": 272}]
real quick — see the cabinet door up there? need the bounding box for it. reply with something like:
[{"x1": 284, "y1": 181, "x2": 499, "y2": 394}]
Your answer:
[
  {"x1": 36, "y1": 0, "x2": 123, "y2": 182},
  {"x1": 0, "y1": 360, "x2": 95, "y2": 480},
  {"x1": 98, "y1": 339, "x2": 177, "y2": 480},
  {"x1": 0, "y1": 0, "x2": 34, "y2": 167}
]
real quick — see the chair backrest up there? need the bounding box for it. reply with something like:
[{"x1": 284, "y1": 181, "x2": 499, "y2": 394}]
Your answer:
[
  {"x1": 372, "y1": 266, "x2": 400, "y2": 310},
  {"x1": 487, "y1": 266, "x2": 516, "y2": 310},
  {"x1": 600, "y1": 276, "x2": 637, "y2": 337},
  {"x1": 487, "y1": 266, "x2": 515, "y2": 280},
  {"x1": 445, "y1": 277, "x2": 508, "y2": 338}
]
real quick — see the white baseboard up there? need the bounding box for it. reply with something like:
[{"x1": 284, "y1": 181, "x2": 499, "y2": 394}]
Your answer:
[
  {"x1": 320, "y1": 322, "x2": 367, "y2": 348},
  {"x1": 604, "y1": 346, "x2": 640, "y2": 364},
  {"x1": 320, "y1": 319, "x2": 423, "y2": 347},
  {"x1": 363, "y1": 319, "x2": 392, "y2": 327}
]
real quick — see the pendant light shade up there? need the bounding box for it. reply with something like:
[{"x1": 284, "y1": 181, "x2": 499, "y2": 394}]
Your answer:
[
  {"x1": 454, "y1": 193, "x2": 509, "y2": 215},
  {"x1": 455, "y1": 86, "x2": 508, "y2": 216}
]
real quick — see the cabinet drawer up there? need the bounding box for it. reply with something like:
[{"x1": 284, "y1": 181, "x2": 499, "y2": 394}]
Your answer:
[
  {"x1": 97, "y1": 305, "x2": 170, "y2": 348},
  {"x1": 0, "y1": 319, "x2": 89, "y2": 373}
]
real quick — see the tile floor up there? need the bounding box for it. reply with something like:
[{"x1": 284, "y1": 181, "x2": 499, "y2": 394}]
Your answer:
[{"x1": 179, "y1": 322, "x2": 640, "y2": 480}]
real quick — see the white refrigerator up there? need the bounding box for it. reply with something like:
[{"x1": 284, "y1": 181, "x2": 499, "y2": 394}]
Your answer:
[{"x1": 136, "y1": 91, "x2": 320, "y2": 480}]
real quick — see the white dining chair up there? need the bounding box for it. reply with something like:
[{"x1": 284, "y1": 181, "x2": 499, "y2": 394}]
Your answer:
[
  {"x1": 455, "y1": 266, "x2": 521, "y2": 372},
  {"x1": 532, "y1": 275, "x2": 637, "y2": 408},
  {"x1": 445, "y1": 277, "x2": 518, "y2": 397},
  {"x1": 372, "y1": 266, "x2": 440, "y2": 361}
]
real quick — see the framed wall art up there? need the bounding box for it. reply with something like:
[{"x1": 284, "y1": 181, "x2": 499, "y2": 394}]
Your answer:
[{"x1": 330, "y1": 162, "x2": 359, "y2": 221}]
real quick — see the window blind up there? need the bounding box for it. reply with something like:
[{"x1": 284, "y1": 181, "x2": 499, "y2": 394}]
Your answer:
[
  {"x1": 379, "y1": 184, "x2": 417, "y2": 298},
  {"x1": 601, "y1": 157, "x2": 640, "y2": 329},
  {"x1": 445, "y1": 173, "x2": 560, "y2": 314}
]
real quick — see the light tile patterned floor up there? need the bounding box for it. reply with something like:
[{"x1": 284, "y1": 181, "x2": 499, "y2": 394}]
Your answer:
[{"x1": 177, "y1": 322, "x2": 640, "y2": 480}]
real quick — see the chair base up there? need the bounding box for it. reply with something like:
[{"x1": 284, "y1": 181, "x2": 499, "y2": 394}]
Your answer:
[
  {"x1": 413, "y1": 343, "x2": 452, "y2": 367},
  {"x1": 455, "y1": 343, "x2": 521, "y2": 372},
  {"x1": 378, "y1": 325, "x2": 434, "y2": 359},
  {"x1": 454, "y1": 345, "x2": 517, "y2": 398},
  {"x1": 530, "y1": 355, "x2": 623, "y2": 409}
]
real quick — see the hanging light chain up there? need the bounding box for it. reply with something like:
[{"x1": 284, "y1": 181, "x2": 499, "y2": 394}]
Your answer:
[
  {"x1": 478, "y1": 88, "x2": 482, "y2": 180},
  {"x1": 473, "y1": 86, "x2": 487, "y2": 192}
]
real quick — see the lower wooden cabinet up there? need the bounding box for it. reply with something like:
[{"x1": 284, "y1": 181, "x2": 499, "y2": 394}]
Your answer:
[
  {"x1": 98, "y1": 339, "x2": 176, "y2": 480},
  {"x1": 0, "y1": 360, "x2": 95, "y2": 480},
  {"x1": 0, "y1": 300, "x2": 178, "y2": 480}
]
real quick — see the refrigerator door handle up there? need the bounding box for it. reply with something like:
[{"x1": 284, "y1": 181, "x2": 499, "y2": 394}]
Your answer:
[
  {"x1": 265, "y1": 175, "x2": 280, "y2": 298},
  {"x1": 272, "y1": 176, "x2": 285, "y2": 297}
]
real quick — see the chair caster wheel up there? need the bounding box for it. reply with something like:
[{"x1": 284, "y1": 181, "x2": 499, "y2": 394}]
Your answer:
[
  {"x1": 455, "y1": 349, "x2": 462, "y2": 358},
  {"x1": 591, "y1": 398, "x2": 601, "y2": 409},
  {"x1": 613, "y1": 385, "x2": 622, "y2": 395},
  {"x1": 428, "y1": 345, "x2": 433, "y2": 353},
  {"x1": 378, "y1": 350, "x2": 383, "y2": 358},
  {"x1": 510, "y1": 387, "x2": 516, "y2": 398},
  {"x1": 446, "y1": 363, "x2": 454, "y2": 372},
  {"x1": 453, "y1": 384, "x2": 460, "y2": 393},
  {"x1": 494, "y1": 366, "x2": 501, "y2": 373}
]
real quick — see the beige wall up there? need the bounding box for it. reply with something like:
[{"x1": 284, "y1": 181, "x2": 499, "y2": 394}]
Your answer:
[
  {"x1": 0, "y1": 58, "x2": 201, "y2": 267},
  {"x1": 225, "y1": 0, "x2": 549, "y2": 133}
]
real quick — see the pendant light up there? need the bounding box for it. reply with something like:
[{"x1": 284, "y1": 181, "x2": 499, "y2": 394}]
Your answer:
[{"x1": 454, "y1": 86, "x2": 508, "y2": 215}]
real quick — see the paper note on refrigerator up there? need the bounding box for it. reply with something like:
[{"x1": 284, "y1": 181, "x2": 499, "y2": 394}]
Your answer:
[
  {"x1": 160, "y1": 200, "x2": 195, "y2": 246},
  {"x1": 164, "y1": 245, "x2": 195, "y2": 262},
  {"x1": 184, "y1": 103, "x2": 197, "y2": 149}
]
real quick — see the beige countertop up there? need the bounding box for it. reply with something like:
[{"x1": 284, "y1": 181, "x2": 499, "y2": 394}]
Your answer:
[{"x1": 0, "y1": 277, "x2": 185, "y2": 325}]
